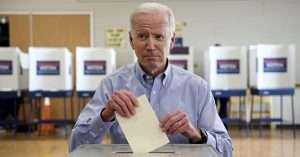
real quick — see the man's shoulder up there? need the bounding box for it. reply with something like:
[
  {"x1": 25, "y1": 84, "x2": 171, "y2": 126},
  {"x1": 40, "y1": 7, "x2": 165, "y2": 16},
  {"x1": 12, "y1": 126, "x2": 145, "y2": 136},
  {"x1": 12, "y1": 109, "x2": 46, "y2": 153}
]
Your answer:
[
  {"x1": 110, "y1": 64, "x2": 134, "y2": 76},
  {"x1": 170, "y1": 65, "x2": 210, "y2": 92},
  {"x1": 105, "y1": 63, "x2": 135, "y2": 80},
  {"x1": 171, "y1": 65, "x2": 207, "y2": 84}
]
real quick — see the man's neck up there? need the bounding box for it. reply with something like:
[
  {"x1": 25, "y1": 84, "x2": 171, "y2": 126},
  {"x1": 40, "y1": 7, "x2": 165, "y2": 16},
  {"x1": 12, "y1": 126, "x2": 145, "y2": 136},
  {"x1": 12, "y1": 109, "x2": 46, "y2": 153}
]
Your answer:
[{"x1": 139, "y1": 62, "x2": 168, "y2": 77}]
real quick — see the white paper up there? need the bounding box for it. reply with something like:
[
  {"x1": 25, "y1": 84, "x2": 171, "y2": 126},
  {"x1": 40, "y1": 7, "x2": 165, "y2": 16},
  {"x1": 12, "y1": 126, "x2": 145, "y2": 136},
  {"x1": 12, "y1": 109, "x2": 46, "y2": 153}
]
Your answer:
[{"x1": 116, "y1": 95, "x2": 169, "y2": 153}]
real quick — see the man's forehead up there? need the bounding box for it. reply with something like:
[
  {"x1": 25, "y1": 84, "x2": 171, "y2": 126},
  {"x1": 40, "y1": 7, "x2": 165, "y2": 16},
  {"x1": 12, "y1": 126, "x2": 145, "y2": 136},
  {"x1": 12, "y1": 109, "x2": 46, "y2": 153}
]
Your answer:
[
  {"x1": 132, "y1": 25, "x2": 170, "y2": 35},
  {"x1": 133, "y1": 11, "x2": 169, "y2": 24},
  {"x1": 133, "y1": 15, "x2": 169, "y2": 31}
]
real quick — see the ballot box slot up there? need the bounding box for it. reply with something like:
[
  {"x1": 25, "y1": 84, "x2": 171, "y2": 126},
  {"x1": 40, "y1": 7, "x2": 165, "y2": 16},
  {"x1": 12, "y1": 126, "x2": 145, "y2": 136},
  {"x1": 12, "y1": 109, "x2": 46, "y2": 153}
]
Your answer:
[{"x1": 115, "y1": 151, "x2": 175, "y2": 154}]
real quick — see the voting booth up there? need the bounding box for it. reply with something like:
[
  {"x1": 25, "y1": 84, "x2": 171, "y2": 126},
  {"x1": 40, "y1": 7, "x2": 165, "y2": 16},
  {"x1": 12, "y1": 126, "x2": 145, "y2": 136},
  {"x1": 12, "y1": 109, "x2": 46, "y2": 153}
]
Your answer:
[
  {"x1": 168, "y1": 46, "x2": 194, "y2": 72},
  {"x1": 0, "y1": 47, "x2": 21, "y2": 93},
  {"x1": 204, "y1": 46, "x2": 248, "y2": 127},
  {"x1": 205, "y1": 46, "x2": 247, "y2": 90},
  {"x1": 0, "y1": 47, "x2": 25, "y2": 129},
  {"x1": 29, "y1": 47, "x2": 73, "y2": 92},
  {"x1": 76, "y1": 47, "x2": 116, "y2": 93},
  {"x1": 28, "y1": 47, "x2": 74, "y2": 136},
  {"x1": 248, "y1": 44, "x2": 296, "y2": 137},
  {"x1": 75, "y1": 47, "x2": 116, "y2": 115}
]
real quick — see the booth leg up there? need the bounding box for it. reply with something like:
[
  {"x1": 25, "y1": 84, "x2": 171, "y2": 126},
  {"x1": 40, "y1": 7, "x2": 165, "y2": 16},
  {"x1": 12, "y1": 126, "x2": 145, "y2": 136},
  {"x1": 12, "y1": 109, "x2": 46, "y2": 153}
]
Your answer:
[
  {"x1": 280, "y1": 95, "x2": 283, "y2": 137},
  {"x1": 259, "y1": 96, "x2": 263, "y2": 136},
  {"x1": 291, "y1": 95, "x2": 296, "y2": 138}
]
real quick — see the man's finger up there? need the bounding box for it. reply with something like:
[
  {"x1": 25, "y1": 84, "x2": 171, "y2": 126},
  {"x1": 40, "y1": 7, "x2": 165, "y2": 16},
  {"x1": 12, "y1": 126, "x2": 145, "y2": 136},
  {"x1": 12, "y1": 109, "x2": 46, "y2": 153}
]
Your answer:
[
  {"x1": 123, "y1": 91, "x2": 139, "y2": 107},
  {"x1": 161, "y1": 111, "x2": 180, "y2": 124},
  {"x1": 110, "y1": 99, "x2": 126, "y2": 117},
  {"x1": 162, "y1": 111, "x2": 185, "y2": 132},
  {"x1": 160, "y1": 112, "x2": 175, "y2": 130},
  {"x1": 112, "y1": 94, "x2": 130, "y2": 117},
  {"x1": 172, "y1": 122, "x2": 189, "y2": 135},
  {"x1": 115, "y1": 91, "x2": 136, "y2": 115},
  {"x1": 167, "y1": 114, "x2": 187, "y2": 134}
]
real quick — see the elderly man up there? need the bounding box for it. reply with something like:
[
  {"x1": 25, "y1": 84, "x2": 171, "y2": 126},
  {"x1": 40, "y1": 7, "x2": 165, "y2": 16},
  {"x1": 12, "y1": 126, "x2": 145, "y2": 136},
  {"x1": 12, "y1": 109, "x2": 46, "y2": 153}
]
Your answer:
[{"x1": 69, "y1": 2, "x2": 232, "y2": 157}]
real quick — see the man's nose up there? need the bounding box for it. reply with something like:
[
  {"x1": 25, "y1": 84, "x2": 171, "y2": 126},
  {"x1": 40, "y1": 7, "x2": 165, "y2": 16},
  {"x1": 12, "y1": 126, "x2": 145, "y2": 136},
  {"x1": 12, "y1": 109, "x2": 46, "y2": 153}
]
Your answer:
[{"x1": 145, "y1": 36, "x2": 156, "y2": 50}]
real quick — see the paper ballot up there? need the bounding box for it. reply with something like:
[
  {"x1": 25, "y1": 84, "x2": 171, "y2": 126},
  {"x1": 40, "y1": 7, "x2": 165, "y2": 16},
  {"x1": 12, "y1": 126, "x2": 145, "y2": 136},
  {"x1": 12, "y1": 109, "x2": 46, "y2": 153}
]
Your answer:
[{"x1": 116, "y1": 95, "x2": 170, "y2": 153}]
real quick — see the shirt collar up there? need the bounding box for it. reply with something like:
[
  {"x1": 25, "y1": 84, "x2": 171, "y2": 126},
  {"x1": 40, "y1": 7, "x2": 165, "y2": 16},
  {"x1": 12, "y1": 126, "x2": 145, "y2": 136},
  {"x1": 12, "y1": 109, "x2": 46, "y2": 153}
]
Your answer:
[{"x1": 134, "y1": 60, "x2": 171, "y2": 87}]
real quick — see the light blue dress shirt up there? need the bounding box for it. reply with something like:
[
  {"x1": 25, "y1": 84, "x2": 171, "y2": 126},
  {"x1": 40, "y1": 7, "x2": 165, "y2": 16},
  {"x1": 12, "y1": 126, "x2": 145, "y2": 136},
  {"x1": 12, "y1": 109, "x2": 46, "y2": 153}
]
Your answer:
[{"x1": 69, "y1": 62, "x2": 232, "y2": 157}]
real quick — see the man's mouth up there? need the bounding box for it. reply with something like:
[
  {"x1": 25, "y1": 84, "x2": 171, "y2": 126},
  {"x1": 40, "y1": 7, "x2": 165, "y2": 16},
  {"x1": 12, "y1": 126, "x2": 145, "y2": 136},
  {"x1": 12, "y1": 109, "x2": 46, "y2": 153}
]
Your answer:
[{"x1": 144, "y1": 56, "x2": 159, "y2": 61}]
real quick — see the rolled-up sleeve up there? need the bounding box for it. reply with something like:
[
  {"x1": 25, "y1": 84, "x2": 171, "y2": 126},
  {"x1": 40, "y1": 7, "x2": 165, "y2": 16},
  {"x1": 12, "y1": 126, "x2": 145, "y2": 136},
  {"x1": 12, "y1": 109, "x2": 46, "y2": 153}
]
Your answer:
[
  {"x1": 197, "y1": 81, "x2": 233, "y2": 157},
  {"x1": 69, "y1": 78, "x2": 114, "y2": 152}
]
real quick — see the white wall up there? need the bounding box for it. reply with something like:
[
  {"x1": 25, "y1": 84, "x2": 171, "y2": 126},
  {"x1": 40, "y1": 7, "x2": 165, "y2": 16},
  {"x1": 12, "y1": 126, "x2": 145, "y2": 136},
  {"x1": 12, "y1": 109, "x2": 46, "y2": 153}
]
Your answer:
[{"x1": 1, "y1": 0, "x2": 299, "y2": 81}]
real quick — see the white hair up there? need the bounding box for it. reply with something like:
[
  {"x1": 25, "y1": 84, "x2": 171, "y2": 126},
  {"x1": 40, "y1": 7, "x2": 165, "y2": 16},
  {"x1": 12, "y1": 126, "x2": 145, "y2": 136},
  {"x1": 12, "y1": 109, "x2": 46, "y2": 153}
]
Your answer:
[{"x1": 130, "y1": 2, "x2": 175, "y2": 33}]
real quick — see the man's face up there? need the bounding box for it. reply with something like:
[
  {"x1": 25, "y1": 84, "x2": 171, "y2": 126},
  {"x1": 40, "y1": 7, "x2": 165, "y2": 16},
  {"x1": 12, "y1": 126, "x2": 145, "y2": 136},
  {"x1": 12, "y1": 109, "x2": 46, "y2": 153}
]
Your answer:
[{"x1": 129, "y1": 12, "x2": 175, "y2": 75}]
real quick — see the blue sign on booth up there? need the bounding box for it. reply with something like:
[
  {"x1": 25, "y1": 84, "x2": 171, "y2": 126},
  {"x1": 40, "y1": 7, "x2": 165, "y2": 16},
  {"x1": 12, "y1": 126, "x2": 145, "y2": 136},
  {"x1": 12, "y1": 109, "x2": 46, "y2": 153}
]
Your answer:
[
  {"x1": 217, "y1": 59, "x2": 240, "y2": 74},
  {"x1": 37, "y1": 61, "x2": 60, "y2": 75},
  {"x1": 84, "y1": 60, "x2": 106, "y2": 75},
  {"x1": 263, "y1": 58, "x2": 287, "y2": 73},
  {"x1": 0, "y1": 60, "x2": 12, "y2": 75}
]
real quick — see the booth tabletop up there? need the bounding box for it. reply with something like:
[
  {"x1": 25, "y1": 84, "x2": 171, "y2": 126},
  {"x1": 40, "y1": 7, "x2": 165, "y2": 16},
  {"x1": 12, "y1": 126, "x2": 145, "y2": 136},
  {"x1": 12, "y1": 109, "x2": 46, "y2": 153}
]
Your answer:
[
  {"x1": 212, "y1": 89, "x2": 246, "y2": 97},
  {"x1": 250, "y1": 88, "x2": 295, "y2": 96}
]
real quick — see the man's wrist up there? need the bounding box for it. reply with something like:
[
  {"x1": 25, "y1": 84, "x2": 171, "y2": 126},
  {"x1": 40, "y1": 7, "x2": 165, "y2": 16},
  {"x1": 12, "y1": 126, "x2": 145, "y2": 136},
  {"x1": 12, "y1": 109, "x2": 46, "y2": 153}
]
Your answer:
[
  {"x1": 189, "y1": 128, "x2": 208, "y2": 144},
  {"x1": 100, "y1": 108, "x2": 115, "y2": 122}
]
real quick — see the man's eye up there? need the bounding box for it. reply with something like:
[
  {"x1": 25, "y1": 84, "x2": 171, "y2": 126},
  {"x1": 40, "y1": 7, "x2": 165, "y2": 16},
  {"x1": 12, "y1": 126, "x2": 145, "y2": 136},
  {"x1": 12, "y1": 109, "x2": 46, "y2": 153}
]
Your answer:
[
  {"x1": 155, "y1": 35, "x2": 164, "y2": 41},
  {"x1": 137, "y1": 34, "x2": 147, "y2": 40}
]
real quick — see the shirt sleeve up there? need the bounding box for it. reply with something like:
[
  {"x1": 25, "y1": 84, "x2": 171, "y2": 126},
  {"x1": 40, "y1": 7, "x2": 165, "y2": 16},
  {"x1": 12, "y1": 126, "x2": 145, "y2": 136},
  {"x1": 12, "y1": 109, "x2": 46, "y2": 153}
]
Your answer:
[
  {"x1": 69, "y1": 78, "x2": 114, "y2": 152},
  {"x1": 197, "y1": 81, "x2": 233, "y2": 157}
]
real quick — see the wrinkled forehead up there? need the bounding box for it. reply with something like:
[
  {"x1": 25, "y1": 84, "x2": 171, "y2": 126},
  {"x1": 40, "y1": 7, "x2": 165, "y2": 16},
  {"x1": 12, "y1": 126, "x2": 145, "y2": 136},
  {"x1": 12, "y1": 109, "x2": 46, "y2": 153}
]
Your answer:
[{"x1": 131, "y1": 11, "x2": 170, "y2": 30}]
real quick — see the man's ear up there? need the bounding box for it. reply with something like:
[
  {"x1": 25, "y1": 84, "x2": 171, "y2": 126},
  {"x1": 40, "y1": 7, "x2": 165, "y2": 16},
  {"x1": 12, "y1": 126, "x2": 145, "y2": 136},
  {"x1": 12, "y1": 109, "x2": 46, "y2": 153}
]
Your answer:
[
  {"x1": 170, "y1": 32, "x2": 176, "y2": 49},
  {"x1": 129, "y1": 32, "x2": 134, "y2": 49}
]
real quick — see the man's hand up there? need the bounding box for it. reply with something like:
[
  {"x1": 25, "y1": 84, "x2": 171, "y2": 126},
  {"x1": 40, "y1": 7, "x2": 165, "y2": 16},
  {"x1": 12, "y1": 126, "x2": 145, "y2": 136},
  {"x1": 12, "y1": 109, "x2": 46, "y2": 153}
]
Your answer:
[
  {"x1": 160, "y1": 111, "x2": 202, "y2": 142},
  {"x1": 101, "y1": 90, "x2": 138, "y2": 122}
]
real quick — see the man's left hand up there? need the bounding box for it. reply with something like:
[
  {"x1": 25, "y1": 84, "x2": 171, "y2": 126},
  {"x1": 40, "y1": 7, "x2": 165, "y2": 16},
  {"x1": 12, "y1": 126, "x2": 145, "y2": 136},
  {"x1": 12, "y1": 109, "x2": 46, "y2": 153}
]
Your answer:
[{"x1": 160, "y1": 111, "x2": 201, "y2": 142}]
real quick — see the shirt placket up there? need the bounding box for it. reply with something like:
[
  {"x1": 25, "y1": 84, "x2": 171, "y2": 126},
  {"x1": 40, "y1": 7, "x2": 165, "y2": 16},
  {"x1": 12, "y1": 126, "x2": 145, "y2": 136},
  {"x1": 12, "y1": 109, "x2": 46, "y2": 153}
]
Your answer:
[{"x1": 149, "y1": 76, "x2": 162, "y2": 114}]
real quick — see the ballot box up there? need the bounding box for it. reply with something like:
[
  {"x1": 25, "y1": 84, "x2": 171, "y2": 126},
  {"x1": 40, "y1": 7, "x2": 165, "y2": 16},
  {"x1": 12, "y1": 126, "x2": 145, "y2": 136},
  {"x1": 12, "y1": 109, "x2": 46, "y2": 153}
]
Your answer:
[
  {"x1": 70, "y1": 144, "x2": 220, "y2": 157},
  {"x1": 204, "y1": 46, "x2": 247, "y2": 90},
  {"x1": 249, "y1": 44, "x2": 295, "y2": 89},
  {"x1": 29, "y1": 47, "x2": 73, "y2": 92},
  {"x1": 76, "y1": 47, "x2": 116, "y2": 92},
  {"x1": 0, "y1": 47, "x2": 21, "y2": 92},
  {"x1": 168, "y1": 47, "x2": 193, "y2": 72}
]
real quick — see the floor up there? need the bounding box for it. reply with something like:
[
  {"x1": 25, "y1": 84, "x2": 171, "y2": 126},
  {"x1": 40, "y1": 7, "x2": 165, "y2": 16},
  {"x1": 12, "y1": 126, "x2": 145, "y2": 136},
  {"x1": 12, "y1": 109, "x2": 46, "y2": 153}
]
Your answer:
[{"x1": 0, "y1": 128, "x2": 299, "y2": 157}]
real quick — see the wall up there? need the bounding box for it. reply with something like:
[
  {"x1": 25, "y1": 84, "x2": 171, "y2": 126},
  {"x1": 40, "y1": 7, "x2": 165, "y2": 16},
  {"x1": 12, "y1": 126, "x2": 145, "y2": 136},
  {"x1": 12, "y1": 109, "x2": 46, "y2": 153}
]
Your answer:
[{"x1": 1, "y1": 0, "x2": 299, "y2": 80}]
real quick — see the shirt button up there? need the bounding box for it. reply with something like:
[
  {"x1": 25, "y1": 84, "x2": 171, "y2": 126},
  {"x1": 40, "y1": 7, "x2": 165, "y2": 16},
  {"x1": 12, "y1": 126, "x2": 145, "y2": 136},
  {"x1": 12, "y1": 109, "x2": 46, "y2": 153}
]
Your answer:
[{"x1": 152, "y1": 91, "x2": 156, "y2": 95}]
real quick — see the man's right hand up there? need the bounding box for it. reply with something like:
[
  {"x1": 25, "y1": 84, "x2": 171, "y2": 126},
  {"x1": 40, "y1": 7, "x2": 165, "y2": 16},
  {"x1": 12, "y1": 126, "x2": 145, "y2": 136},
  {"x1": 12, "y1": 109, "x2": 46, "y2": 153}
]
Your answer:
[{"x1": 101, "y1": 90, "x2": 138, "y2": 122}]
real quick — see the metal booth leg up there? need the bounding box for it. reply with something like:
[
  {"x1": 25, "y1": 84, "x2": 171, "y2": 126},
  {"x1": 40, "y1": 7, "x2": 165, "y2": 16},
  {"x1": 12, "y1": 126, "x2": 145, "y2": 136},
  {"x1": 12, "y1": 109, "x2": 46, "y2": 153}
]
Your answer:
[
  {"x1": 259, "y1": 95, "x2": 263, "y2": 136},
  {"x1": 29, "y1": 98, "x2": 34, "y2": 134},
  {"x1": 64, "y1": 97, "x2": 68, "y2": 138},
  {"x1": 38, "y1": 97, "x2": 42, "y2": 136},
  {"x1": 250, "y1": 95, "x2": 254, "y2": 134},
  {"x1": 280, "y1": 95, "x2": 283, "y2": 137},
  {"x1": 13, "y1": 98, "x2": 18, "y2": 136},
  {"x1": 243, "y1": 96, "x2": 249, "y2": 136},
  {"x1": 291, "y1": 95, "x2": 296, "y2": 138},
  {"x1": 70, "y1": 96, "x2": 74, "y2": 122},
  {"x1": 78, "y1": 97, "x2": 81, "y2": 119},
  {"x1": 239, "y1": 96, "x2": 242, "y2": 130}
]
